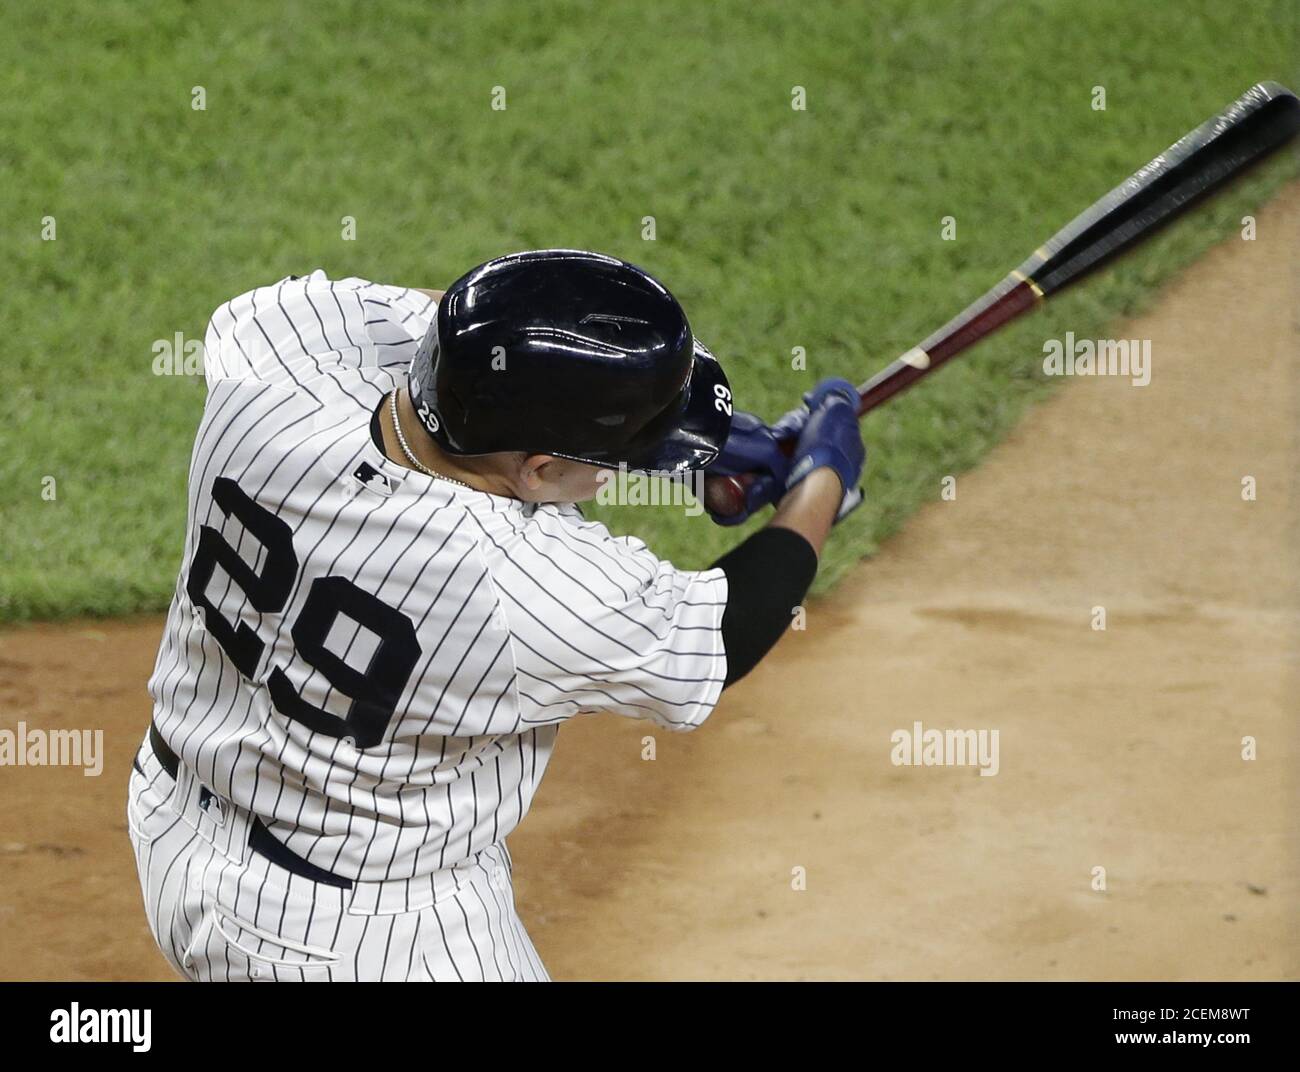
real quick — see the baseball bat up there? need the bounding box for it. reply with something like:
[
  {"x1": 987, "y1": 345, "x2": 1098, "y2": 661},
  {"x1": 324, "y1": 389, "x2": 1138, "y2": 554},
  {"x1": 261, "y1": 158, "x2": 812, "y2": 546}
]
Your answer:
[{"x1": 704, "y1": 81, "x2": 1300, "y2": 519}]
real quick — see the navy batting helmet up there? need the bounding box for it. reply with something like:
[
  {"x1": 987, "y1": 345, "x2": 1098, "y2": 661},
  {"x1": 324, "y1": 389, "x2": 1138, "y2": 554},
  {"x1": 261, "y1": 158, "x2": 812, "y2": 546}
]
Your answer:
[{"x1": 407, "y1": 249, "x2": 733, "y2": 474}]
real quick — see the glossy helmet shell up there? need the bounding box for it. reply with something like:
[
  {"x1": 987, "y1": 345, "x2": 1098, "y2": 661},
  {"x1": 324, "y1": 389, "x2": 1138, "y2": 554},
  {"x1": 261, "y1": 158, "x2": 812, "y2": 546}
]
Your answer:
[{"x1": 407, "y1": 249, "x2": 732, "y2": 473}]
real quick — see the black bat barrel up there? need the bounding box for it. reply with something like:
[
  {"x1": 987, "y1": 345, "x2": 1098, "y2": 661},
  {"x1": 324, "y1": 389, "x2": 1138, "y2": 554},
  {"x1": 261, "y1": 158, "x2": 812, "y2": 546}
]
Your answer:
[{"x1": 1021, "y1": 82, "x2": 1300, "y2": 297}]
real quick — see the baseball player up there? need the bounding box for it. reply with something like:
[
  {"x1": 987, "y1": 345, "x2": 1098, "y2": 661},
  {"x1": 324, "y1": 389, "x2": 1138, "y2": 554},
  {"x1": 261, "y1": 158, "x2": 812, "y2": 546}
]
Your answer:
[{"x1": 127, "y1": 249, "x2": 866, "y2": 981}]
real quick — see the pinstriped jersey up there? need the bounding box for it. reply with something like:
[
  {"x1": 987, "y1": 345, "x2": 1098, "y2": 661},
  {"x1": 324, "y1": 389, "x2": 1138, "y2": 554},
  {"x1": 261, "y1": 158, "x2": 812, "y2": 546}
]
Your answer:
[{"x1": 147, "y1": 270, "x2": 728, "y2": 882}]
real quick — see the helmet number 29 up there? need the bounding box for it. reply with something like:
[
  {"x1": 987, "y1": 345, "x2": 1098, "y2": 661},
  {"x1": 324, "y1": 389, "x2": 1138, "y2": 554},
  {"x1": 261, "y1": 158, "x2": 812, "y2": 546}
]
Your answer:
[{"x1": 713, "y1": 383, "x2": 733, "y2": 416}]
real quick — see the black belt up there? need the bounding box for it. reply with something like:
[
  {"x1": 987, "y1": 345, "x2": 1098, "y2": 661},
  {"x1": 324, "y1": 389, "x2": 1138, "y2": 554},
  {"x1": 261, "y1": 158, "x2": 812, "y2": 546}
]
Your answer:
[{"x1": 148, "y1": 723, "x2": 352, "y2": 889}]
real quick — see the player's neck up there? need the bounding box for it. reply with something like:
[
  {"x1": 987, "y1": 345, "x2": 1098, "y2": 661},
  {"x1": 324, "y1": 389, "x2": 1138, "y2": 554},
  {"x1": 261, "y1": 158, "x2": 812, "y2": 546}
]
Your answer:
[{"x1": 382, "y1": 390, "x2": 513, "y2": 497}]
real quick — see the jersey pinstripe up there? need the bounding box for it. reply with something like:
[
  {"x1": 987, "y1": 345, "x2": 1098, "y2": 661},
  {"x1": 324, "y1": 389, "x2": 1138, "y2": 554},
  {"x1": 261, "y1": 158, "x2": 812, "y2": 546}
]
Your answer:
[{"x1": 146, "y1": 270, "x2": 728, "y2": 886}]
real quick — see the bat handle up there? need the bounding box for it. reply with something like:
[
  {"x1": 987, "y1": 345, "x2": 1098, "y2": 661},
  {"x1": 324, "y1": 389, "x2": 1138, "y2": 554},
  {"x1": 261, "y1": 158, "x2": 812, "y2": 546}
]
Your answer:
[{"x1": 702, "y1": 433, "x2": 801, "y2": 520}]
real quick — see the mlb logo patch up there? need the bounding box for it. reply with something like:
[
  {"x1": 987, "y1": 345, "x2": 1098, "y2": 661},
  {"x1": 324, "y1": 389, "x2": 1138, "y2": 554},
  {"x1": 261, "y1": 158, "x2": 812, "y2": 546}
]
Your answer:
[{"x1": 350, "y1": 461, "x2": 395, "y2": 496}]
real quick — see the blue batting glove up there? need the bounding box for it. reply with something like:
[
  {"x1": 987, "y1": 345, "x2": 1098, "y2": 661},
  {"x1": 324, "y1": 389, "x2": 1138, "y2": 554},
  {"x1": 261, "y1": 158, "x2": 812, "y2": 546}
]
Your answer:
[{"x1": 785, "y1": 378, "x2": 867, "y2": 517}]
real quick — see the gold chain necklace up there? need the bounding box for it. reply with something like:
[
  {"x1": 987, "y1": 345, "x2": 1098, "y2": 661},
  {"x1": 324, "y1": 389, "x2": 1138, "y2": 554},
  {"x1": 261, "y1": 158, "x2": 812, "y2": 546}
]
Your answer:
[{"x1": 388, "y1": 391, "x2": 476, "y2": 491}]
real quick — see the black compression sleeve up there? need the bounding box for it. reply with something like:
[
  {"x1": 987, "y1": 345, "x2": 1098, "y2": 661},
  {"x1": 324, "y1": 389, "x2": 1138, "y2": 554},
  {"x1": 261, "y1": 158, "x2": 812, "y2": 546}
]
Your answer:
[{"x1": 710, "y1": 527, "x2": 818, "y2": 687}]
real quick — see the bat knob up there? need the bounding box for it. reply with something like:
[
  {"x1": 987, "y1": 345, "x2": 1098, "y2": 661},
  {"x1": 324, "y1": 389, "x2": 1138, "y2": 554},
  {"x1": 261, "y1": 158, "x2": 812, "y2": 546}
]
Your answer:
[{"x1": 702, "y1": 474, "x2": 748, "y2": 519}]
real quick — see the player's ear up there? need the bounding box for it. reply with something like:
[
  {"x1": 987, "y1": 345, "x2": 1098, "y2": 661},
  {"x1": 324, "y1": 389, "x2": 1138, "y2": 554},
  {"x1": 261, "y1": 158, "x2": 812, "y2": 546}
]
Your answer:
[{"x1": 518, "y1": 454, "x2": 556, "y2": 493}]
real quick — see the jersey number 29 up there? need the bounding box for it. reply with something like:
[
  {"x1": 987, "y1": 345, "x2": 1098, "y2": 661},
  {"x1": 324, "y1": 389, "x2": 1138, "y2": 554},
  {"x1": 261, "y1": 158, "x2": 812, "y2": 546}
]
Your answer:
[{"x1": 186, "y1": 477, "x2": 421, "y2": 748}]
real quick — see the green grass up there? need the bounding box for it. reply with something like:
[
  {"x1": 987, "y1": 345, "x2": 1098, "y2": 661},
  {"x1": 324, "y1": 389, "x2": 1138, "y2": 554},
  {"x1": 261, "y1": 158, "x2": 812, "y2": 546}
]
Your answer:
[{"x1": 0, "y1": 0, "x2": 1295, "y2": 620}]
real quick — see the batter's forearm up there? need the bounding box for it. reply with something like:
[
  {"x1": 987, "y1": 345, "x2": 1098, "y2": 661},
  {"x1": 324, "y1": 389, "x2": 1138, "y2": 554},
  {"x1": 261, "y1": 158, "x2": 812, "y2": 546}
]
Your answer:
[{"x1": 767, "y1": 467, "x2": 844, "y2": 556}]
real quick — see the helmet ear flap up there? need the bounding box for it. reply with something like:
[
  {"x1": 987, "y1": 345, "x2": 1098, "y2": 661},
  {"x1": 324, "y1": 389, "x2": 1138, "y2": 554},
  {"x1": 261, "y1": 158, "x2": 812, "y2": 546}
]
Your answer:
[{"x1": 408, "y1": 321, "x2": 454, "y2": 445}]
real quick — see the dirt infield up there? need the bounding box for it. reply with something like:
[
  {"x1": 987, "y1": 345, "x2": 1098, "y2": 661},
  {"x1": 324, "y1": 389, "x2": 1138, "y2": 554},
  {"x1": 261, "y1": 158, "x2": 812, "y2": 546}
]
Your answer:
[{"x1": 1, "y1": 186, "x2": 1295, "y2": 982}]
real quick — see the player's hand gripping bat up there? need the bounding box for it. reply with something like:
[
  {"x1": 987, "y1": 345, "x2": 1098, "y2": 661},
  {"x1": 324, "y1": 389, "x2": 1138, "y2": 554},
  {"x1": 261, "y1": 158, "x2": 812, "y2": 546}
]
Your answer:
[{"x1": 703, "y1": 81, "x2": 1300, "y2": 520}]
